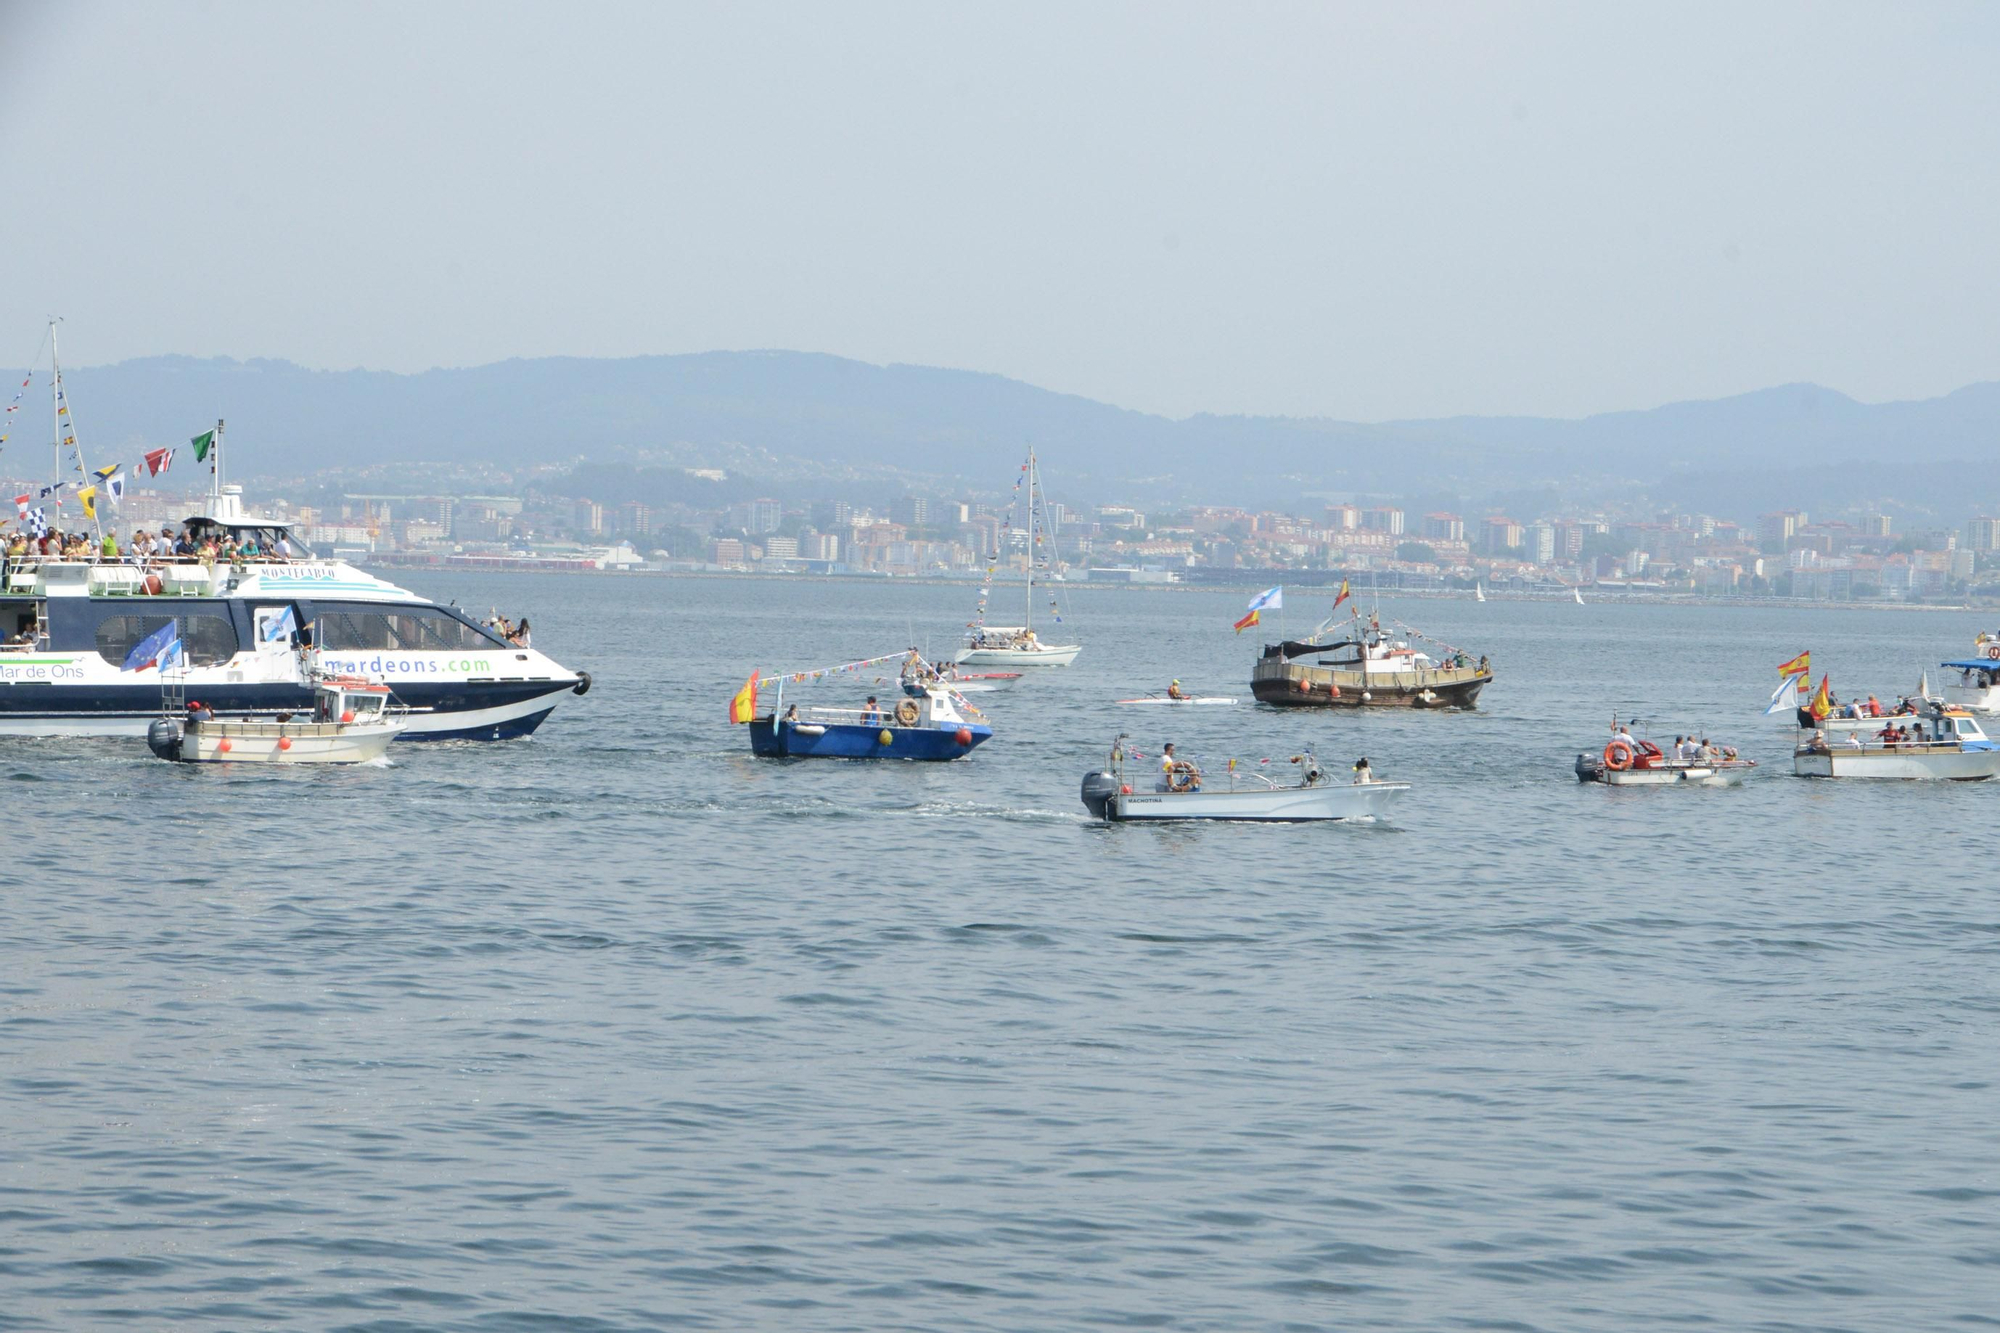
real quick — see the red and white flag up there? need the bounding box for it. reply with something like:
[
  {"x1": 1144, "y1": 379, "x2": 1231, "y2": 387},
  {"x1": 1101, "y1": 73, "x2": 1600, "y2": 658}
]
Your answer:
[
  {"x1": 143, "y1": 446, "x2": 175, "y2": 477},
  {"x1": 13, "y1": 493, "x2": 27, "y2": 518}
]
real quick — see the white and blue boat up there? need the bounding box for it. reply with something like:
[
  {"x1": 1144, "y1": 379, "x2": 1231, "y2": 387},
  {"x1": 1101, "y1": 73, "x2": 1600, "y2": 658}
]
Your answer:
[
  {"x1": 740, "y1": 651, "x2": 993, "y2": 760},
  {"x1": 0, "y1": 484, "x2": 589, "y2": 740}
]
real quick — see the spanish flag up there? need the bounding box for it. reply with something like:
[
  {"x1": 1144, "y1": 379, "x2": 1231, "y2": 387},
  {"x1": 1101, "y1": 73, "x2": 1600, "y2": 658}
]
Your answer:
[
  {"x1": 1233, "y1": 609, "x2": 1259, "y2": 633},
  {"x1": 1777, "y1": 650, "x2": 1810, "y2": 678},
  {"x1": 1809, "y1": 674, "x2": 1832, "y2": 720},
  {"x1": 728, "y1": 670, "x2": 760, "y2": 724},
  {"x1": 1332, "y1": 578, "x2": 1351, "y2": 612}
]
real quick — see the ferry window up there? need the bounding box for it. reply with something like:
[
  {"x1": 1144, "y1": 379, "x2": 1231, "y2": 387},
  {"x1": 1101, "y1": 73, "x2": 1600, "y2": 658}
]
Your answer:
[
  {"x1": 315, "y1": 607, "x2": 502, "y2": 652},
  {"x1": 94, "y1": 613, "x2": 239, "y2": 667}
]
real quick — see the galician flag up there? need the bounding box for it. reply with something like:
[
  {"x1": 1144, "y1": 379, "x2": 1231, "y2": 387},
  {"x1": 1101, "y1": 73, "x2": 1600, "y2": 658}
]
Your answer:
[
  {"x1": 728, "y1": 670, "x2": 761, "y2": 724},
  {"x1": 1764, "y1": 672, "x2": 1808, "y2": 715},
  {"x1": 1234, "y1": 585, "x2": 1281, "y2": 633},
  {"x1": 191, "y1": 428, "x2": 216, "y2": 461}
]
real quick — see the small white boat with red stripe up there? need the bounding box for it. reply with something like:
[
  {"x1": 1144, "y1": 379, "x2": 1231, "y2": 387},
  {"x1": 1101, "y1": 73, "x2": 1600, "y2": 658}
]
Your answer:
[{"x1": 1575, "y1": 717, "x2": 1755, "y2": 787}]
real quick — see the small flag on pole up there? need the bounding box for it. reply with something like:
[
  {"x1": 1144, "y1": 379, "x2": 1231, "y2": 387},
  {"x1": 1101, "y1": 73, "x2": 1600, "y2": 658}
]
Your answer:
[
  {"x1": 1765, "y1": 672, "x2": 1807, "y2": 715},
  {"x1": 1777, "y1": 650, "x2": 1810, "y2": 678},
  {"x1": 1236, "y1": 585, "x2": 1281, "y2": 632},
  {"x1": 191, "y1": 429, "x2": 216, "y2": 462},
  {"x1": 1332, "y1": 578, "x2": 1352, "y2": 612},
  {"x1": 728, "y1": 670, "x2": 761, "y2": 724}
]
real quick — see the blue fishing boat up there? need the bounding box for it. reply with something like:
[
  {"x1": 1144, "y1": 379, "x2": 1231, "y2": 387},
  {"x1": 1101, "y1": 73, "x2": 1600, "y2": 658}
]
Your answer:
[{"x1": 731, "y1": 650, "x2": 993, "y2": 760}]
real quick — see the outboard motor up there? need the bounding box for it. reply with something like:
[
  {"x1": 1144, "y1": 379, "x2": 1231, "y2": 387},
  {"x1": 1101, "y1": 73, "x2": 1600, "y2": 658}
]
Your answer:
[
  {"x1": 1080, "y1": 770, "x2": 1121, "y2": 819},
  {"x1": 147, "y1": 718, "x2": 184, "y2": 762},
  {"x1": 1574, "y1": 752, "x2": 1595, "y2": 782}
]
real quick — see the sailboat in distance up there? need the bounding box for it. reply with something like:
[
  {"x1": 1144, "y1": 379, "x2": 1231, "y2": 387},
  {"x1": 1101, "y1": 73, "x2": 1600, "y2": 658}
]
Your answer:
[
  {"x1": 957, "y1": 449, "x2": 1081, "y2": 667},
  {"x1": 1475, "y1": 582, "x2": 1486, "y2": 603}
]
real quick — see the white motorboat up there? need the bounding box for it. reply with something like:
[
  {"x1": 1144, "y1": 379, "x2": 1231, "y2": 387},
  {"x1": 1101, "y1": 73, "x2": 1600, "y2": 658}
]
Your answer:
[
  {"x1": 1079, "y1": 737, "x2": 1407, "y2": 822},
  {"x1": 1793, "y1": 706, "x2": 2000, "y2": 779},
  {"x1": 147, "y1": 675, "x2": 403, "y2": 764},
  {"x1": 957, "y1": 449, "x2": 1080, "y2": 668},
  {"x1": 1575, "y1": 724, "x2": 1755, "y2": 786},
  {"x1": 1941, "y1": 644, "x2": 2000, "y2": 712}
]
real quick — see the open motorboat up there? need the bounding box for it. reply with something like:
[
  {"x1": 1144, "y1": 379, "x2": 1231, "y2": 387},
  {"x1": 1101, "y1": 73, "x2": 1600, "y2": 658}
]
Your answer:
[
  {"x1": 1251, "y1": 604, "x2": 1492, "y2": 709},
  {"x1": 1794, "y1": 705, "x2": 2000, "y2": 779},
  {"x1": 956, "y1": 449, "x2": 1079, "y2": 668},
  {"x1": 1575, "y1": 719, "x2": 1755, "y2": 786},
  {"x1": 1079, "y1": 736, "x2": 1407, "y2": 822},
  {"x1": 146, "y1": 674, "x2": 403, "y2": 764},
  {"x1": 735, "y1": 649, "x2": 993, "y2": 760}
]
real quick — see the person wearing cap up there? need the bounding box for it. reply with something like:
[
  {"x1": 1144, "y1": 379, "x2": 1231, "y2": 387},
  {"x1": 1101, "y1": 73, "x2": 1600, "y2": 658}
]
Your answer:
[
  {"x1": 1166, "y1": 679, "x2": 1186, "y2": 701},
  {"x1": 186, "y1": 700, "x2": 213, "y2": 724},
  {"x1": 1351, "y1": 756, "x2": 1376, "y2": 784}
]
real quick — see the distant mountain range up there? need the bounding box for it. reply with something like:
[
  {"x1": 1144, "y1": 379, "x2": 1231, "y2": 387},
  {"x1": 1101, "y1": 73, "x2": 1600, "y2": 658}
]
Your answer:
[{"x1": 26, "y1": 351, "x2": 2000, "y2": 524}]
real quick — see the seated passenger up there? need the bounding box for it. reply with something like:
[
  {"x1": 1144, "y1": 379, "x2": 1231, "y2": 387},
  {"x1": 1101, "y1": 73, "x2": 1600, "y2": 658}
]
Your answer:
[
  {"x1": 1167, "y1": 679, "x2": 1186, "y2": 700},
  {"x1": 1160, "y1": 742, "x2": 1200, "y2": 792},
  {"x1": 1352, "y1": 756, "x2": 1376, "y2": 784}
]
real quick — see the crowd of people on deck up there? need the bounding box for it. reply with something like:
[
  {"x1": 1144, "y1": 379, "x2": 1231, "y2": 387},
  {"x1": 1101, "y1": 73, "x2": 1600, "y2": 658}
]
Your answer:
[
  {"x1": 481, "y1": 612, "x2": 533, "y2": 647},
  {"x1": 2, "y1": 525, "x2": 297, "y2": 570}
]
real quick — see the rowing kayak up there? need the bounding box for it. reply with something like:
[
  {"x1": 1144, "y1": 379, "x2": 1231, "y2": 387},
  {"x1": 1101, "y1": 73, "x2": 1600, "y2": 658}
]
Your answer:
[{"x1": 1115, "y1": 696, "x2": 1239, "y2": 706}]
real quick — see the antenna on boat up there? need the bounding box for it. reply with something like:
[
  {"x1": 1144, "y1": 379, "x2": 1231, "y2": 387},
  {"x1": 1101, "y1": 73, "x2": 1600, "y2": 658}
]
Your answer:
[{"x1": 208, "y1": 418, "x2": 225, "y2": 516}]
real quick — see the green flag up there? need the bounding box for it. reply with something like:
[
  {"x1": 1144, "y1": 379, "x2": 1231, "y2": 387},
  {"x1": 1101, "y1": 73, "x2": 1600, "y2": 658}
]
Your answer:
[{"x1": 191, "y1": 429, "x2": 215, "y2": 461}]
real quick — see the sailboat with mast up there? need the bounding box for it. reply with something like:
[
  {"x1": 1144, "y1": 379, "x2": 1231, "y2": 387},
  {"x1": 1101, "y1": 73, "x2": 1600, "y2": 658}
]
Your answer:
[{"x1": 956, "y1": 449, "x2": 1081, "y2": 668}]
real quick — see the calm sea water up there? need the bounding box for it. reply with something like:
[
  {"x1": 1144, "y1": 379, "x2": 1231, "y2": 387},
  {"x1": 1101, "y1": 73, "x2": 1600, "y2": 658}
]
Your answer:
[{"x1": 5, "y1": 574, "x2": 1998, "y2": 1331}]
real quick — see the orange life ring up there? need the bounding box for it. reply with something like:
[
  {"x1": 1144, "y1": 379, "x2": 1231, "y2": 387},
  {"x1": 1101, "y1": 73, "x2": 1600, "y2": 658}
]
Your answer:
[
  {"x1": 1603, "y1": 738, "x2": 1636, "y2": 771},
  {"x1": 1985, "y1": 646, "x2": 1998, "y2": 660}
]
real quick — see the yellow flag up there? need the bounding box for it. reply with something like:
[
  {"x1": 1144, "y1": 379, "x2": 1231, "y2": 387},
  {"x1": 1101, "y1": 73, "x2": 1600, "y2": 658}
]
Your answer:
[
  {"x1": 78, "y1": 485, "x2": 98, "y2": 519},
  {"x1": 728, "y1": 671, "x2": 760, "y2": 724}
]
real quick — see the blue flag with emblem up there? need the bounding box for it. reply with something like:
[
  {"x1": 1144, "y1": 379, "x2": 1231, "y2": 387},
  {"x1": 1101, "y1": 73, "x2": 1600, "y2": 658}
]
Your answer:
[
  {"x1": 259, "y1": 606, "x2": 298, "y2": 643},
  {"x1": 121, "y1": 620, "x2": 180, "y2": 672}
]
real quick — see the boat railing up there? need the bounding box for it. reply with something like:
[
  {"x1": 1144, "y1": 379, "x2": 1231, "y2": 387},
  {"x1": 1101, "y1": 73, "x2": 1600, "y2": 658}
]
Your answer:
[
  {"x1": 791, "y1": 705, "x2": 933, "y2": 729},
  {"x1": 1797, "y1": 736, "x2": 1958, "y2": 754}
]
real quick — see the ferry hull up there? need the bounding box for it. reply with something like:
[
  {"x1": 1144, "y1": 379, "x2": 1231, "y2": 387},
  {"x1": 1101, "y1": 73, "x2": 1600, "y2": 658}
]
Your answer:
[
  {"x1": 749, "y1": 717, "x2": 992, "y2": 760},
  {"x1": 1251, "y1": 660, "x2": 1491, "y2": 709},
  {"x1": 0, "y1": 679, "x2": 575, "y2": 741}
]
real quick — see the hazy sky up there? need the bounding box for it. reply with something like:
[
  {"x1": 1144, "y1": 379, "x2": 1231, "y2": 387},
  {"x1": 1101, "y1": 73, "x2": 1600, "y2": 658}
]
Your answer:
[{"x1": 1, "y1": 1, "x2": 1996, "y2": 421}]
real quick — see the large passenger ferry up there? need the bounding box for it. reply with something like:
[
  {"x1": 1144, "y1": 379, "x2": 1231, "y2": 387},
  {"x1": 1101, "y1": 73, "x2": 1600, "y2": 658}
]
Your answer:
[{"x1": 0, "y1": 486, "x2": 590, "y2": 739}]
